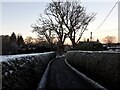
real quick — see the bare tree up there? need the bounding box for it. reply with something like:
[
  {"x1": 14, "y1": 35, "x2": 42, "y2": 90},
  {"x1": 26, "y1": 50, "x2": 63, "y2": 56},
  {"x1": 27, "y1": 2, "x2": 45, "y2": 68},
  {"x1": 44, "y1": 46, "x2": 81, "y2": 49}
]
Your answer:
[
  {"x1": 25, "y1": 36, "x2": 33, "y2": 44},
  {"x1": 32, "y1": 15, "x2": 62, "y2": 50},
  {"x1": 32, "y1": 13, "x2": 67, "y2": 51},
  {"x1": 45, "y1": 1, "x2": 96, "y2": 47},
  {"x1": 32, "y1": 0, "x2": 96, "y2": 50},
  {"x1": 102, "y1": 36, "x2": 116, "y2": 44}
]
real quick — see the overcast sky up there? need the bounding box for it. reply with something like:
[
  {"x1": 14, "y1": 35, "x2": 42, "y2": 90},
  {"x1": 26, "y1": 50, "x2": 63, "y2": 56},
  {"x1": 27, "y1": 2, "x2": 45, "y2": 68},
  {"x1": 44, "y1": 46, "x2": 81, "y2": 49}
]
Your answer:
[{"x1": 0, "y1": 0, "x2": 119, "y2": 43}]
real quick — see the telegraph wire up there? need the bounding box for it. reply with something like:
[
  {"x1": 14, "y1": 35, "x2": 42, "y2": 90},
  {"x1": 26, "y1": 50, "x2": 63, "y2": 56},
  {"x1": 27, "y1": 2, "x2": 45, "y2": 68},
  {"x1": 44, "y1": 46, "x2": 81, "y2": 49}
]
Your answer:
[{"x1": 93, "y1": 1, "x2": 119, "y2": 32}]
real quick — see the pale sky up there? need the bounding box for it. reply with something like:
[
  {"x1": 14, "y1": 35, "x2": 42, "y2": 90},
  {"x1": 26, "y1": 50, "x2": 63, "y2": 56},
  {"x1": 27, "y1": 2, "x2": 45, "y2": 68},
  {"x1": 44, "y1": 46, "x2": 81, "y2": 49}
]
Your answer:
[{"x1": 0, "y1": 0, "x2": 119, "y2": 43}]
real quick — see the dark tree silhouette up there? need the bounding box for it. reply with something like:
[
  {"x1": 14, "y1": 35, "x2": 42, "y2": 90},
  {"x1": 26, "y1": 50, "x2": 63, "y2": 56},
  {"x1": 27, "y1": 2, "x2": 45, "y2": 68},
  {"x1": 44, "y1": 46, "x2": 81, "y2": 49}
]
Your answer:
[
  {"x1": 9, "y1": 32, "x2": 18, "y2": 54},
  {"x1": 45, "y1": 1, "x2": 96, "y2": 48},
  {"x1": 17, "y1": 35, "x2": 24, "y2": 48},
  {"x1": 10, "y1": 32, "x2": 16, "y2": 41},
  {"x1": 32, "y1": 0, "x2": 96, "y2": 50}
]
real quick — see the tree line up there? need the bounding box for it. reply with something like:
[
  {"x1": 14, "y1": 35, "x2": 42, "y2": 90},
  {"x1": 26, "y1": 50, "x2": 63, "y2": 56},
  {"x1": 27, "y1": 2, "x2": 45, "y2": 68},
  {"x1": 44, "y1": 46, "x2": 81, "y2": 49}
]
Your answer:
[
  {"x1": 1, "y1": 32, "x2": 56, "y2": 55},
  {"x1": 1, "y1": 32, "x2": 24, "y2": 55}
]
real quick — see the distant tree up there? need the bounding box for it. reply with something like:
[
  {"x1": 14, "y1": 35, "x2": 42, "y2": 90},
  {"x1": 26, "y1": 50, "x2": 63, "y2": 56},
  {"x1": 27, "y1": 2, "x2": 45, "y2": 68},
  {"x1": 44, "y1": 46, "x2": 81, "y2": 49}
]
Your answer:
[
  {"x1": 17, "y1": 35, "x2": 24, "y2": 48},
  {"x1": 102, "y1": 36, "x2": 116, "y2": 44},
  {"x1": 97, "y1": 39, "x2": 99, "y2": 42},
  {"x1": 32, "y1": 38, "x2": 41, "y2": 44},
  {"x1": 9, "y1": 32, "x2": 18, "y2": 54},
  {"x1": 17, "y1": 35, "x2": 24, "y2": 42},
  {"x1": 25, "y1": 36, "x2": 33, "y2": 44},
  {"x1": 10, "y1": 32, "x2": 16, "y2": 41}
]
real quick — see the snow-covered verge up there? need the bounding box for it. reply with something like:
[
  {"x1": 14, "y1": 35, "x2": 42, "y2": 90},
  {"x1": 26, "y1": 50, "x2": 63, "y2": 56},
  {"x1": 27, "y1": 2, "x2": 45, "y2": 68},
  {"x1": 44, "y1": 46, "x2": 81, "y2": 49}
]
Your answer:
[
  {"x1": 66, "y1": 51, "x2": 120, "y2": 90},
  {"x1": 1, "y1": 52, "x2": 56, "y2": 90}
]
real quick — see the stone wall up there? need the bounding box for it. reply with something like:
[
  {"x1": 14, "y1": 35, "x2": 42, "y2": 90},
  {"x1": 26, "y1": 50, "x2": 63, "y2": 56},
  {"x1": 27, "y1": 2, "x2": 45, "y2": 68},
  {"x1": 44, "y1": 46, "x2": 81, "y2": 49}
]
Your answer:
[
  {"x1": 2, "y1": 52, "x2": 56, "y2": 90},
  {"x1": 66, "y1": 51, "x2": 120, "y2": 89}
]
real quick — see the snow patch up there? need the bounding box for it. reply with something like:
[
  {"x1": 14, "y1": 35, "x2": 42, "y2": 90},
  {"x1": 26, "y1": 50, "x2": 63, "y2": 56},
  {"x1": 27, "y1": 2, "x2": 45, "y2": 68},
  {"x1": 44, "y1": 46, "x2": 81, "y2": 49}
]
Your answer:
[{"x1": 0, "y1": 52, "x2": 55, "y2": 62}]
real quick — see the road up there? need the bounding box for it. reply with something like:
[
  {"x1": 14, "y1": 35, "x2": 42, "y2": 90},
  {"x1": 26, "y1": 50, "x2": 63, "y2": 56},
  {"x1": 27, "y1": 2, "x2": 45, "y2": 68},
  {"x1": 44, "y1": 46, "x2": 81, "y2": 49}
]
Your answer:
[{"x1": 45, "y1": 56, "x2": 100, "y2": 89}]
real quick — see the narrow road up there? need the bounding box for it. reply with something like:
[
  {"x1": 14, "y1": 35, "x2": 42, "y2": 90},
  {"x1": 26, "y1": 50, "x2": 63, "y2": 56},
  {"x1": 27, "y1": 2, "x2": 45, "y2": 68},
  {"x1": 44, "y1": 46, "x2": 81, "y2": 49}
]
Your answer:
[{"x1": 46, "y1": 56, "x2": 98, "y2": 89}]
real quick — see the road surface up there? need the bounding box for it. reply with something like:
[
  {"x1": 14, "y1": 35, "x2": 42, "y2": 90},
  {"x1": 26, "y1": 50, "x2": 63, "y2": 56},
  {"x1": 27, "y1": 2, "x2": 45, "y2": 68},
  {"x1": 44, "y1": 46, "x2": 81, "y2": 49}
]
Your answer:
[{"x1": 46, "y1": 56, "x2": 100, "y2": 89}]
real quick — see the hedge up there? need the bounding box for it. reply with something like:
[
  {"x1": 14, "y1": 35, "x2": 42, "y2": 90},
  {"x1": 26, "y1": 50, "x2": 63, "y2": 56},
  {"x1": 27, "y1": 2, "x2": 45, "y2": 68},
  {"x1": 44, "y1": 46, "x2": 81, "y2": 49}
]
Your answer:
[
  {"x1": 66, "y1": 51, "x2": 120, "y2": 90},
  {"x1": 2, "y1": 52, "x2": 56, "y2": 90}
]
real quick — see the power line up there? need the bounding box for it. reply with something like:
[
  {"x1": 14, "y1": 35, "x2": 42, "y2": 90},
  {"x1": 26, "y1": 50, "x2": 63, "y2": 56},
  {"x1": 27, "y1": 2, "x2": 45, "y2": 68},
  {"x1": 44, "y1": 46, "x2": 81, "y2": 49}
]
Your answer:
[{"x1": 93, "y1": 1, "x2": 119, "y2": 32}]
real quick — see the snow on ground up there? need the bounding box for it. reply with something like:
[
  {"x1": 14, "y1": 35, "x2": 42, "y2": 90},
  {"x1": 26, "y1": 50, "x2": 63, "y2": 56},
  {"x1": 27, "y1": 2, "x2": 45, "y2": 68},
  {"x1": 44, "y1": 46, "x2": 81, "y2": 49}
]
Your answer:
[
  {"x1": 0, "y1": 52, "x2": 55, "y2": 62},
  {"x1": 68, "y1": 50, "x2": 120, "y2": 53}
]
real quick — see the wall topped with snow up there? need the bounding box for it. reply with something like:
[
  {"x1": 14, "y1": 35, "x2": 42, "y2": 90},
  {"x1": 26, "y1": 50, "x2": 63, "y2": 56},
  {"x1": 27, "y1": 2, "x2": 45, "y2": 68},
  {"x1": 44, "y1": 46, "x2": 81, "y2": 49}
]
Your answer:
[
  {"x1": 2, "y1": 52, "x2": 56, "y2": 90},
  {"x1": 66, "y1": 51, "x2": 120, "y2": 89}
]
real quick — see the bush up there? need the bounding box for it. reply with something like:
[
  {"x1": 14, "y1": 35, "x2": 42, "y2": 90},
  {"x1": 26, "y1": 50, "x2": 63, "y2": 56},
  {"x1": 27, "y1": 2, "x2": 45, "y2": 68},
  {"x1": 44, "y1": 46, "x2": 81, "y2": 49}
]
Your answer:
[{"x1": 74, "y1": 42, "x2": 104, "y2": 51}]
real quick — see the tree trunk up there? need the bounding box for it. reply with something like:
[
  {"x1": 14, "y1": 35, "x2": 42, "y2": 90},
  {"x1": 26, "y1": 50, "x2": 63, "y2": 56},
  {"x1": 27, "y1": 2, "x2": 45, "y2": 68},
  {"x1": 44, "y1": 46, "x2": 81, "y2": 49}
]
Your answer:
[
  {"x1": 70, "y1": 38, "x2": 76, "y2": 49},
  {"x1": 58, "y1": 41, "x2": 64, "y2": 55}
]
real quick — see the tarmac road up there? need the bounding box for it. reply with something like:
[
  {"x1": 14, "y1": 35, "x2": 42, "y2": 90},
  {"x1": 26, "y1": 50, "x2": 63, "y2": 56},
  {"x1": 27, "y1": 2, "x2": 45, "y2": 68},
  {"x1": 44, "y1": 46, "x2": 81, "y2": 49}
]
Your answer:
[{"x1": 46, "y1": 56, "x2": 100, "y2": 89}]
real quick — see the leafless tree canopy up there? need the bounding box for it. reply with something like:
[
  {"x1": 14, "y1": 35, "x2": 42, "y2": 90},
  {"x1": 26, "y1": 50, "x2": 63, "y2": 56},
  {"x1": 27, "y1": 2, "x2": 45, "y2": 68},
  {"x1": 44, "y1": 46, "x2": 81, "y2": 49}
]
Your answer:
[
  {"x1": 32, "y1": 0, "x2": 96, "y2": 49},
  {"x1": 25, "y1": 36, "x2": 33, "y2": 44},
  {"x1": 102, "y1": 36, "x2": 116, "y2": 44}
]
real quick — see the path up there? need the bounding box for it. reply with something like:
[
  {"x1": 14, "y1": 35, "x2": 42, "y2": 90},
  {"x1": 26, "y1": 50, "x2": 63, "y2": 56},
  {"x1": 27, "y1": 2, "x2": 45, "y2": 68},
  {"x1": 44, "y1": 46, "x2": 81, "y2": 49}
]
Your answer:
[{"x1": 46, "y1": 56, "x2": 99, "y2": 89}]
